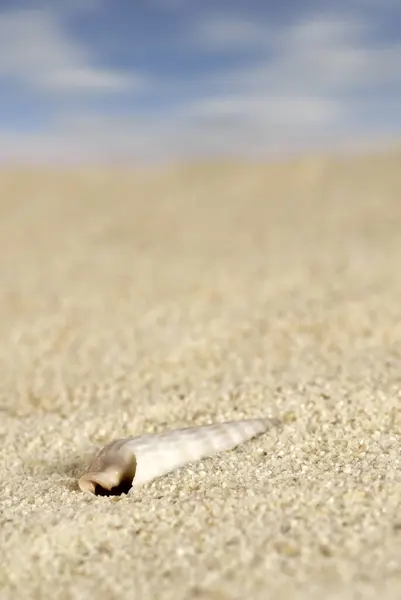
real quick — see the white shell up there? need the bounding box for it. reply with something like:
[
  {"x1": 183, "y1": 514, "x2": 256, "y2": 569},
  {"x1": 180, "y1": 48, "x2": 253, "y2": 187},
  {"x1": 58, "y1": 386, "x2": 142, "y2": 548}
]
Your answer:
[{"x1": 78, "y1": 417, "x2": 280, "y2": 495}]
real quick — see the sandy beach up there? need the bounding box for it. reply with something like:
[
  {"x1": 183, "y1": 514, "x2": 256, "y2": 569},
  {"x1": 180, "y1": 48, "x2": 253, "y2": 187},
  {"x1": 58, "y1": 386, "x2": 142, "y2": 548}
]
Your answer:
[{"x1": 0, "y1": 148, "x2": 400, "y2": 599}]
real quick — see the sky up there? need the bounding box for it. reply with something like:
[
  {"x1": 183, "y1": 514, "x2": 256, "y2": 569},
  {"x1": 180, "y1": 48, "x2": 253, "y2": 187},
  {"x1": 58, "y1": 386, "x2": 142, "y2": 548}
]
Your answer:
[{"x1": 0, "y1": 0, "x2": 400, "y2": 163}]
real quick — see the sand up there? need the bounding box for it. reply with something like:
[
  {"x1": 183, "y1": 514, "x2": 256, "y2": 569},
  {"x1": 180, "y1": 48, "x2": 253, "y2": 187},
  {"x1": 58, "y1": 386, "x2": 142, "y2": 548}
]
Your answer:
[{"x1": 0, "y1": 148, "x2": 400, "y2": 600}]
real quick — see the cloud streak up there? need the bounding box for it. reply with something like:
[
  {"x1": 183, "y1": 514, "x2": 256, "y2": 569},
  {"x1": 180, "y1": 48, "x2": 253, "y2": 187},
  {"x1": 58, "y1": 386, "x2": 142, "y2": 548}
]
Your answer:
[{"x1": 0, "y1": 8, "x2": 144, "y2": 94}]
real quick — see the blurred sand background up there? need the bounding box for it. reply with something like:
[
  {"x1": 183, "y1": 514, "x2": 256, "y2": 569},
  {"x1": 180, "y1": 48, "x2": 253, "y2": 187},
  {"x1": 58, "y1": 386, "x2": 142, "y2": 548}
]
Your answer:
[{"x1": 0, "y1": 147, "x2": 400, "y2": 599}]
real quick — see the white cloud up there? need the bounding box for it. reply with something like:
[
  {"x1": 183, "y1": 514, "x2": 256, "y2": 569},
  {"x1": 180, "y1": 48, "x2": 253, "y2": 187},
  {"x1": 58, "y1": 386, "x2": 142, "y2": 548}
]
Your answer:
[
  {"x1": 147, "y1": 0, "x2": 188, "y2": 10},
  {"x1": 38, "y1": 0, "x2": 104, "y2": 16},
  {"x1": 42, "y1": 67, "x2": 142, "y2": 93},
  {"x1": 193, "y1": 14, "x2": 270, "y2": 49},
  {"x1": 188, "y1": 95, "x2": 342, "y2": 127},
  {"x1": 277, "y1": 15, "x2": 365, "y2": 50},
  {"x1": 170, "y1": 11, "x2": 401, "y2": 158},
  {"x1": 199, "y1": 13, "x2": 401, "y2": 94},
  {"x1": 0, "y1": 8, "x2": 143, "y2": 94},
  {"x1": 272, "y1": 15, "x2": 401, "y2": 90}
]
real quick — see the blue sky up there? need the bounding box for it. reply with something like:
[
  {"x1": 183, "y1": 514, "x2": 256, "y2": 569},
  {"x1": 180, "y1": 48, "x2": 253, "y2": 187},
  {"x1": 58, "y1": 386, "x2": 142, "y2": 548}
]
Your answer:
[{"x1": 0, "y1": 0, "x2": 400, "y2": 163}]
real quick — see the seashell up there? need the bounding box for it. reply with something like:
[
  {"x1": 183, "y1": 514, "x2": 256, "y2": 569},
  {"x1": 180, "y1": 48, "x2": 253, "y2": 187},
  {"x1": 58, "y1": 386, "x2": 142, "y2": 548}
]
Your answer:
[{"x1": 78, "y1": 417, "x2": 280, "y2": 496}]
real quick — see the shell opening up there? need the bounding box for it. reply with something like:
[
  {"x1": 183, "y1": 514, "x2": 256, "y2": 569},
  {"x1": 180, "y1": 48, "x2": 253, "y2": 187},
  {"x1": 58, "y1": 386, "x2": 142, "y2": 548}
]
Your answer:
[
  {"x1": 78, "y1": 445, "x2": 137, "y2": 497},
  {"x1": 83, "y1": 477, "x2": 134, "y2": 497}
]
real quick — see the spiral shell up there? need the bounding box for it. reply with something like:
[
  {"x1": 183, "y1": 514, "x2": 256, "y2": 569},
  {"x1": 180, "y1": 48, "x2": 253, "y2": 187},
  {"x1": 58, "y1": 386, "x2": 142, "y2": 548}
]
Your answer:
[{"x1": 78, "y1": 417, "x2": 280, "y2": 495}]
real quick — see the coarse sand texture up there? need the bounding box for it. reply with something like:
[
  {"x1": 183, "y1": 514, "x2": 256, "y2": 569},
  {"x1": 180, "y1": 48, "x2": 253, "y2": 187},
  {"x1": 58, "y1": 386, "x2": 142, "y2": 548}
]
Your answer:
[{"x1": 0, "y1": 149, "x2": 400, "y2": 600}]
